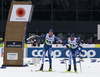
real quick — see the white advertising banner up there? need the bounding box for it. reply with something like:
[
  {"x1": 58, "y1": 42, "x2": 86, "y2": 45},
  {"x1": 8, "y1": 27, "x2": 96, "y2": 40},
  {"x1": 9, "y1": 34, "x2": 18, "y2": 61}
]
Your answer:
[
  {"x1": 10, "y1": 5, "x2": 33, "y2": 22},
  {"x1": 98, "y1": 24, "x2": 100, "y2": 40},
  {"x1": 7, "y1": 53, "x2": 18, "y2": 60}
]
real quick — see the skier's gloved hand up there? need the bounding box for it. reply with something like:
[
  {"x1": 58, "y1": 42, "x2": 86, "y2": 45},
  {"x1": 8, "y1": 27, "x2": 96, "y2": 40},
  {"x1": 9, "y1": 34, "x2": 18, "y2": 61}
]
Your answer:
[
  {"x1": 59, "y1": 41, "x2": 63, "y2": 44},
  {"x1": 80, "y1": 56, "x2": 83, "y2": 59},
  {"x1": 80, "y1": 51, "x2": 83, "y2": 54},
  {"x1": 38, "y1": 43, "x2": 40, "y2": 47},
  {"x1": 66, "y1": 45, "x2": 69, "y2": 48},
  {"x1": 62, "y1": 42, "x2": 64, "y2": 46},
  {"x1": 62, "y1": 41, "x2": 64, "y2": 44}
]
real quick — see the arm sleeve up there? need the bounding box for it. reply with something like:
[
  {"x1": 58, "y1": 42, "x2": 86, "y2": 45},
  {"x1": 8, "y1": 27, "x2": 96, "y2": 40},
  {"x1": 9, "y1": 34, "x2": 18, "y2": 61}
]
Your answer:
[
  {"x1": 77, "y1": 39, "x2": 83, "y2": 48},
  {"x1": 79, "y1": 43, "x2": 83, "y2": 48},
  {"x1": 63, "y1": 39, "x2": 68, "y2": 46},
  {"x1": 38, "y1": 34, "x2": 46, "y2": 43},
  {"x1": 54, "y1": 36, "x2": 62, "y2": 43}
]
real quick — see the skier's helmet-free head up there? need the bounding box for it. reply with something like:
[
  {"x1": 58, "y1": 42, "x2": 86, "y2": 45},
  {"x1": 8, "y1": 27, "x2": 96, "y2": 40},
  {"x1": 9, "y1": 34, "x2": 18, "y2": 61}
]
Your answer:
[
  {"x1": 49, "y1": 29, "x2": 53, "y2": 37},
  {"x1": 77, "y1": 36, "x2": 80, "y2": 40},
  {"x1": 70, "y1": 33, "x2": 74, "y2": 40}
]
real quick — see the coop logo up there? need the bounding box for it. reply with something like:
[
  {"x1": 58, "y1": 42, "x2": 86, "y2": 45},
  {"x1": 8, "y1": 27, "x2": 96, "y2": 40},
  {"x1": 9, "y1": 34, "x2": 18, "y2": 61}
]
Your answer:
[
  {"x1": 31, "y1": 49, "x2": 96, "y2": 58},
  {"x1": 81, "y1": 50, "x2": 96, "y2": 58},
  {"x1": 65, "y1": 50, "x2": 96, "y2": 58},
  {"x1": 32, "y1": 50, "x2": 61, "y2": 58}
]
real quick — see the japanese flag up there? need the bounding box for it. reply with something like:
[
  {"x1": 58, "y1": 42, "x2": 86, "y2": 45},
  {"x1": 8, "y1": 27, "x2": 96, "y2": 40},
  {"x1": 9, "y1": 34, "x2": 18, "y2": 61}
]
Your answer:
[{"x1": 10, "y1": 5, "x2": 33, "y2": 22}]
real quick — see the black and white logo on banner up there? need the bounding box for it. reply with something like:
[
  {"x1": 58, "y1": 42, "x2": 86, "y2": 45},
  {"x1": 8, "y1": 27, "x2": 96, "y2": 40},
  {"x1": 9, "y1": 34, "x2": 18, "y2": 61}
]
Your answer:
[{"x1": 6, "y1": 41, "x2": 22, "y2": 48}]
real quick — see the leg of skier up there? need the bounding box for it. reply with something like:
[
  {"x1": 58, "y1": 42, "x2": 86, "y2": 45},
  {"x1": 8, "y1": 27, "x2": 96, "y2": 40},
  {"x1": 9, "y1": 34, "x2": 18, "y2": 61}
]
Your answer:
[
  {"x1": 39, "y1": 48, "x2": 47, "y2": 71},
  {"x1": 72, "y1": 51, "x2": 78, "y2": 73},
  {"x1": 67, "y1": 51, "x2": 72, "y2": 71},
  {"x1": 48, "y1": 47, "x2": 52, "y2": 71}
]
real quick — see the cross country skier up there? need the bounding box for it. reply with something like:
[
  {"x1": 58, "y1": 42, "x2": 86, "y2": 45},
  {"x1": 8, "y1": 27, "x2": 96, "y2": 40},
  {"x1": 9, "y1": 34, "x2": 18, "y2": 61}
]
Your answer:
[
  {"x1": 63, "y1": 33, "x2": 80, "y2": 73},
  {"x1": 77, "y1": 36, "x2": 83, "y2": 59},
  {"x1": 38, "y1": 29, "x2": 62, "y2": 71}
]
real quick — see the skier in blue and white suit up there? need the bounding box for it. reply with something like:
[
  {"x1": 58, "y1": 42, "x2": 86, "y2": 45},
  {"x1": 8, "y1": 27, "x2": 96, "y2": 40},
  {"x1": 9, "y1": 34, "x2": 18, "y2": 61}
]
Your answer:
[
  {"x1": 76, "y1": 36, "x2": 83, "y2": 59},
  {"x1": 38, "y1": 29, "x2": 62, "y2": 71},
  {"x1": 63, "y1": 33, "x2": 79, "y2": 72}
]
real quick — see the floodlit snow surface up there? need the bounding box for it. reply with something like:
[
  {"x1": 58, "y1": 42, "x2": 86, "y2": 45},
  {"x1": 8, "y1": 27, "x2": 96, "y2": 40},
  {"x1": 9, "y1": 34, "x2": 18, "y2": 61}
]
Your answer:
[{"x1": 0, "y1": 58, "x2": 100, "y2": 77}]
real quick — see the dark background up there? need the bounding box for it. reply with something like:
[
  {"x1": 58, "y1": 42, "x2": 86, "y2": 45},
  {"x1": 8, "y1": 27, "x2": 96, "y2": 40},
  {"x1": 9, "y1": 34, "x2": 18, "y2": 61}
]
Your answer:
[{"x1": 0, "y1": 0, "x2": 100, "y2": 40}]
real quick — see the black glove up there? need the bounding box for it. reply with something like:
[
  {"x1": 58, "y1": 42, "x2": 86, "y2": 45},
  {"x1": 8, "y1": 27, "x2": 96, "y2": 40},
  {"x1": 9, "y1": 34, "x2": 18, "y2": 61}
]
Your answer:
[
  {"x1": 61, "y1": 41, "x2": 64, "y2": 44},
  {"x1": 80, "y1": 57, "x2": 83, "y2": 59},
  {"x1": 66, "y1": 45, "x2": 69, "y2": 48},
  {"x1": 80, "y1": 51, "x2": 83, "y2": 54},
  {"x1": 38, "y1": 43, "x2": 40, "y2": 47}
]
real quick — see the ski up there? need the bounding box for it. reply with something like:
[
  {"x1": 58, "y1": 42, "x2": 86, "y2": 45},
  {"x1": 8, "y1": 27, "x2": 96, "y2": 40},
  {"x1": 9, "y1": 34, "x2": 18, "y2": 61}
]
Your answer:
[
  {"x1": 33, "y1": 70, "x2": 55, "y2": 72},
  {"x1": 62, "y1": 71, "x2": 78, "y2": 74},
  {"x1": 34, "y1": 70, "x2": 44, "y2": 72},
  {"x1": 44, "y1": 70, "x2": 56, "y2": 72}
]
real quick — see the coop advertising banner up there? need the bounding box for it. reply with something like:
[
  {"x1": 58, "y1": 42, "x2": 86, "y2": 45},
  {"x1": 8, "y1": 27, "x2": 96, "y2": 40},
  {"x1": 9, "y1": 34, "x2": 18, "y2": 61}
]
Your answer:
[
  {"x1": 27, "y1": 48, "x2": 100, "y2": 58},
  {"x1": 10, "y1": 5, "x2": 33, "y2": 22}
]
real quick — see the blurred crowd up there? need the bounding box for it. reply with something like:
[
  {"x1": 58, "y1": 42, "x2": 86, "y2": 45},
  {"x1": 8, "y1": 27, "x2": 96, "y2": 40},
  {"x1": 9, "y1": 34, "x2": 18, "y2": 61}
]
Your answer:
[
  {"x1": 26, "y1": 33, "x2": 100, "y2": 44},
  {"x1": 0, "y1": 33, "x2": 99, "y2": 44},
  {"x1": 0, "y1": 38, "x2": 3, "y2": 44}
]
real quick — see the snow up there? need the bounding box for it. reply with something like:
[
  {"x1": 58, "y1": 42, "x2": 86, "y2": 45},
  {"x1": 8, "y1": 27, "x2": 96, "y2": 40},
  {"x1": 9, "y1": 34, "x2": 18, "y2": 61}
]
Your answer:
[{"x1": 0, "y1": 58, "x2": 100, "y2": 77}]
